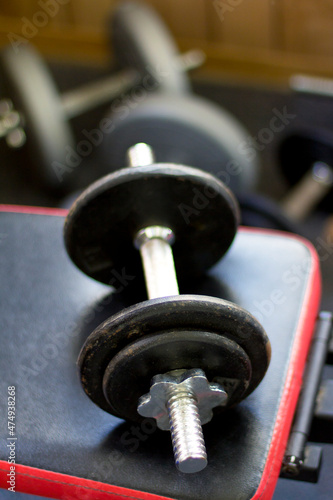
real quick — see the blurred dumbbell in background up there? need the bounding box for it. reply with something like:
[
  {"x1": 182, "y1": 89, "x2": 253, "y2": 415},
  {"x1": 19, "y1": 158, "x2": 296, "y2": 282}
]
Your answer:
[
  {"x1": 0, "y1": 1, "x2": 205, "y2": 193},
  {"x1": 0, "y1": 1, "x2": 260, "y2": 204}
]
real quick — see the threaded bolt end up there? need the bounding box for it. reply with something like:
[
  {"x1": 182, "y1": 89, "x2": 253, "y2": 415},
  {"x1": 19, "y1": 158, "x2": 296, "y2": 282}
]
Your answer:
[{"x1": 167, "y1": 391, "x2": 207, "y2": 473}]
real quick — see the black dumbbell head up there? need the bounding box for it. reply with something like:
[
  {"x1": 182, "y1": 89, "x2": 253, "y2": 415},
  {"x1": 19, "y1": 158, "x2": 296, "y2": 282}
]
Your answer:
[
  {"x1": 64, "y1": 161, "x2": 240, "y2": 285},
  {"x1": 101, "y1": 93, "x2": 258, "y2": 194},
  {"x1": 0, "y1": 44, "x2": 75, "y2": 191},
  {"x1": 78, "y1": 295, "x2": 271, "y2": 421},
  {"x1": 112, "y1": 1, "x2": 190, "y2": 93}
]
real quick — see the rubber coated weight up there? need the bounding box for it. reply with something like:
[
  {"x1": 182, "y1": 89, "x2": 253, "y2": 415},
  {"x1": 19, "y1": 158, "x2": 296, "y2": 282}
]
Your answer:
[
  {"x1": 102, "y1": 93, "x2": 258, "y2": 194},
  {"x1": 112, "y1": 1, "x2": 190, "y2": 94},
  {"x1": 279, "y1": 129, "x2": 333, "y2": 211},
  {"x1": 0, "y1": 45, "x2": 75, "y2": 190},
  {"x1": 103, "y1": 331, "x2": 252, "y2": 422},
  {"x1": 64, "y1": 163, "x2": 240, "y2": 284},
  {"x1": 78, "y1": 295, "x2": 271, "y2": 417}
]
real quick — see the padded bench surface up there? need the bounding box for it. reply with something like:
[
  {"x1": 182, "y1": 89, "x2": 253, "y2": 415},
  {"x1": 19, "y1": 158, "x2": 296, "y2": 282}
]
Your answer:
[{"x1": 0, "y1": 207, "x2": 321, "y2": 500}]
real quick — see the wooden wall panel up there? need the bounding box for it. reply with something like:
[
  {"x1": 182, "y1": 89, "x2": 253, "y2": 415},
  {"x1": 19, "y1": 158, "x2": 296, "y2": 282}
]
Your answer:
[
  {"x1": 3, "y1": 0, "x2": 333, "y2": 56},
  {"x1": 282, "y1": 0, "x2": 333, "y2": 56},
  {"x1": 205, "y1": 0, "x2": 225, "y2": 43},
  {"x1": 143, "y1": 0, "x2": 207, "y2": 39},
  {"x1": 1, "y1": 0, "x2": 333, "y2": 81},
  {"x1": 1, "y1": 1, "x2": 75, "y2": 29},
  {"x1": 44, "y1": 1, "x2": 75, "y2": 27},
  {"x1": 206, "y1": 0, "x2": 272, "y2": 48},
  {"x1": 70, "y1": 0, "x2": 115, "y2": 30},
  {"x1": 0, "y1": 1, "x2": 208, "y2": 38},
  {"x1": 0, "y1": 1, "x2": 33, "y2": 17}
]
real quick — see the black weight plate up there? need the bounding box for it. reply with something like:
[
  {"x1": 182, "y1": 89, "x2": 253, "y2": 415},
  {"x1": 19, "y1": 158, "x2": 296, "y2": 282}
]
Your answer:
[
  {"x1": 102, "y1": 93, "x2": 258, "y2": 193},
  {"x1": 112, "y1": 1, "x2": 189, "y2": 93},
  {"x1": 78, "y1": 296, "x2": 271, "y2": 415},
  {"x1": 103, "y1": 330, "x2": 252, "y2": 422},
  {"x1": 0, "y1": 44, "x2": 75, "y2": 191},
  {"x1": 64, "y1": 162, "x2": 239, "y2": 284},
  {"x1": 279, "y1": 128, "x2": 333, "y2": 211}
]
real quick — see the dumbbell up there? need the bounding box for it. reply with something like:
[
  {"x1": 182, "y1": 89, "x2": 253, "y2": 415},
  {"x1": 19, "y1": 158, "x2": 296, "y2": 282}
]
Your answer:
[
  {"x1": 278, "y1": 129, "x2": 333, "y2": 220},
  {"x1": 99, "y1": 90, "x2": 259, "y2": 194},
  {"x1": 60, "y1": 91, "x2": 260, "y2": 208},
  {"x1": 0, "y1": 1, "x2": 204, "y2": 191},
  {"x1": 290, "y1": 73, "x2": 333, "y2": 100},
  {"x1": 64, "y1": 142, "x2": 271, "y2": 473},
  {"x1": 101, "y1": 4, "x2": 259, "y2": 193}
]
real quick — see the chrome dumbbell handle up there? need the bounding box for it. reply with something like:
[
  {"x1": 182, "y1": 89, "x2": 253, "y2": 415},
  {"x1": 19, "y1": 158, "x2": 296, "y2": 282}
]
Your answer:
[
  {"x1": 281, "y1": 162, "x2": 333, "y2": 221},
  {"x1": 61, "y1": 49, "x2": 205, "y2": 120},
  {"x1": 128, "y1": 142, "x2": 179, "y2": 299},
  {"x1": 134, "y1": 226, "x2": 179, "y2": 299}
]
